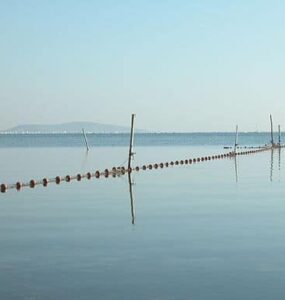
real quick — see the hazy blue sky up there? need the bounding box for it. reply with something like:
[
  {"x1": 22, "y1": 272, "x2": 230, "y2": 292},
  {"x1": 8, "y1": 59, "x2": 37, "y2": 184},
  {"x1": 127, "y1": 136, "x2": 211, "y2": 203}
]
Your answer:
[{"x1": 1, "y1": 0, "x2": 285, "y2": 131}]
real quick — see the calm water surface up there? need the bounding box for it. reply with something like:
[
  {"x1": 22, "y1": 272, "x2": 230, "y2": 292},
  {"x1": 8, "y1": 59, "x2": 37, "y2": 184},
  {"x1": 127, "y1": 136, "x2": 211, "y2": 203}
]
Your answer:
[{"x1": 0, "y1": 134, "x2": 285, "y2": 299}]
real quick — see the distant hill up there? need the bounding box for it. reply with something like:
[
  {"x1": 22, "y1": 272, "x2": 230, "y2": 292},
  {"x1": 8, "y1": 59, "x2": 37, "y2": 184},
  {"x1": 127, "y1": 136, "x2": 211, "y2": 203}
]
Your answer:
[{"x1": 2, "y1": 122, "x2": 146, "y2": 133}]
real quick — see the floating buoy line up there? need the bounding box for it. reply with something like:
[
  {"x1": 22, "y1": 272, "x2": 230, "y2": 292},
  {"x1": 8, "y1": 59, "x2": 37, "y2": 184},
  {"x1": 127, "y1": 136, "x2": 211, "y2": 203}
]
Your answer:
[
  {"x1": 1, "y1": 114, "x2": 283, "y2": 194},
  {"x1": 0, "y1": 147, "x2": 273, "y2": 193}
]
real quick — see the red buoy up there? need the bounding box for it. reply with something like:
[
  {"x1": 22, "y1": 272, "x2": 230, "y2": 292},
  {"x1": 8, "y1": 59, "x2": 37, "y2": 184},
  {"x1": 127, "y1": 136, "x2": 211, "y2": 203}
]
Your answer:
[
  {"x1": 95, "y1": 171, "x2": 100, "y2": 178},
  {"x1": 55, "y1": 176, "x2": 61, "y2": 184},
  {"x1": 65, "y1": 175, "x2": 71, "y2": 182},
  {"x1": 1, "y1": 183, "x2": 7, "y2": 193},
  {"x1": 29, "y1": 180, "x2": 36, "y2": 188},
  {"x1": 104, "y1": 169, "x2": 109, "y2": 177},
  {"x1": 16, "y1": 182, "x2": 22, "y2": 191}
]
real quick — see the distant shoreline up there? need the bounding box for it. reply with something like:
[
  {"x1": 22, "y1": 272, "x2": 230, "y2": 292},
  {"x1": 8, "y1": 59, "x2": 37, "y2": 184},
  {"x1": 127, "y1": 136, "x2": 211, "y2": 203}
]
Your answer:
[{"x1": 0, "y1": 131, "x2": 276, "y2": 135}]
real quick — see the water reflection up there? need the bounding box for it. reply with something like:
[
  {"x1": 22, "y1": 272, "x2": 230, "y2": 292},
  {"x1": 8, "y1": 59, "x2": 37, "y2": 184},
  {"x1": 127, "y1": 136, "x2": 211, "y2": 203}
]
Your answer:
[
  {"x1": 270, "y1": 147, "x2": 282, "y2": 182},
  {"x1": 128, "y1": 173, "x2": 136, "y2": 225},
  {"x1": 270, "y1": 149, "x2": 274, "y2": 182},
  {"x1": 80, "y1": 149, "x2": 90, "y2": 170},
  {"x1": 234, "y1": 156, "x2": 238, "y2": 183},
  {"x1": 233, "y1": 148, "x2": 282, "y2": 183}
]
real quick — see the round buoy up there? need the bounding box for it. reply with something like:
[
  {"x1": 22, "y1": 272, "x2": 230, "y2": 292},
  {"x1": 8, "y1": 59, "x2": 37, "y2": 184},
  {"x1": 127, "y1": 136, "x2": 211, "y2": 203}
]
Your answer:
[
  {"x1": 86, "y1": 172, "x2": 92, "y2": 179},
  {"x1": 165, "y1": 162, "x2": 169, "y2": 167},
  {"x1": 185, "y1": 159, "x2": 188, "y2": 164},
  {"x1": 55, "y1": 176, "x2": 61, "y2": 184},
  {"x1": 170, "y1": 161, "x2": 174, "y2": 166},
  {"x1": 65, "y1": 175, "x2": 71, "y2": 182},
  {"x1": 95, "y1": 171, "x2": 100, "y2": 178},
  {"x1": 208, "y1": 156, "x2": 211, "y2": 160},
  {"x1": 154, "y1": 163, "x2": 158, "y2": 169},
  {"x1": 135, "y1": 166, "x2": 140, "y2": 171},
  {"x1": 193, "y1": 158, "x2": 196, "y2": 163},
  {"x1": 180, "y1": 160, "x2": 184, "y2": 165},
  {"x1": 189, "y1": 159, "x2": 192, "y2": 164},
  {"x1": 212, "y1": 156, "x2": 215, "y2": 160},
  {"x1": 142, "y1": 165, "x2": 147, "y2": 170},
  {"x1": 29, "y1": 180, "x2": 36, "y2": 188},
  {"x1": 77, "y1": 174, "x2": 82, "y2": 181},
  {"x1": 1, "y1": 184, "x2": 7, "y2": 193},
  {"x1": 149, "y1": 164, "x2": 153, "y2": 170},
  {"x1": 16, "y1": 182, "x2": 22, "y2": 191},
  {"x1": 175, "y1": 161, "x2": 179, "y2": 165},
  {"x1": 159, "y1": 163, "x2": 164, "y2": 168},
  {"x1": 104, "y1": 169, "x2": 109, "y2": 177},
  {"x1": 197, "y1": 158, "x2": 200, "y2": 162},
  {"x1": 201, "y1": 157, "x2": 204, "y2": 161}
]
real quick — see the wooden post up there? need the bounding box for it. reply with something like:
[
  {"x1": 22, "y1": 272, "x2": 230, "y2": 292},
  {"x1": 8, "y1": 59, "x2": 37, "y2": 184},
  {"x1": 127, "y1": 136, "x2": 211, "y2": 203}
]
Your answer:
[
  {"x1": 278, "y1": 125, "x2": 281, "y2": 146},
  {"x1": 234, "y1": 125, "x2": 238, "y2": 154},
  {"x1": 82, "y1": 128, "x2": 90, "y2": 151},
  {"x1": 270, "y1": 114, "x2": 274, "y2": 147},
  {"x1": 128, "y1": 114, "x2": 136, "y2": 170}
]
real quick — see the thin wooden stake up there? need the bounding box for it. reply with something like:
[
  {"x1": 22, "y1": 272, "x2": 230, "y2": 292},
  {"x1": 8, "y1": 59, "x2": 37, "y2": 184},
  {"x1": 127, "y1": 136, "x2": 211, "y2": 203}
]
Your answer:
[
  {"x1": 234, "y1": 125, "x2": 238, "y2": 154},
  {"x1": 82, "y1": 128, "x2": 90, "y2": 151},
  {"x1": 128, "y1": 114, "x2": 136, "y2": 170}
]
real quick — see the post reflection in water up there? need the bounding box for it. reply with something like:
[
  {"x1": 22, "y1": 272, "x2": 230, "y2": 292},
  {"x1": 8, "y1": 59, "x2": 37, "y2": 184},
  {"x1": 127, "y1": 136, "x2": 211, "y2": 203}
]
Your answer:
[
  {"x1": 270, "y1": 148, "x2": 282, "y2": 182},
  {"x1": 270, "y1": 149, "x2": 274, "y2": 182},
  {"x1": 234, "y1": 155, "x2": 238, "y2": 183},
  {"x1": 278, "y1": 147, "x2": 281, "y2": 171},
  {"x1": 128, "y1": 173, "x2": 136, "y2": 225},
  {"x1": 233, "y1": 148, "x2": 282, "y2": 183}
]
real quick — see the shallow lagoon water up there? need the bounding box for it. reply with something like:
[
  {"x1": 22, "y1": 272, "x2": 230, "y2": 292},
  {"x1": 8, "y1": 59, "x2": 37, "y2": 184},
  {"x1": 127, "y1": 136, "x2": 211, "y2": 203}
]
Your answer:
[{"x1": 1, "y1": 138, "x2": 285, "y2": 299}]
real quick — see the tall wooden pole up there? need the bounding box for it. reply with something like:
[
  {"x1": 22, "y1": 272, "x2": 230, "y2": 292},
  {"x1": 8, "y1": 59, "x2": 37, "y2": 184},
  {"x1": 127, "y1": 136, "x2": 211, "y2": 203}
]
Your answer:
[
  {"x1": 270, "y1": 114, "x2": 274, "y2": 147},
  {"x1": 234, "y1": 125, "x2": 238, "y2": 154},
  {"x1": 128, "y1": 114, "x2": 135, "y2": 170},
  {"x1": 82, "y1": 128, "x2": 90, "y2": 151}
]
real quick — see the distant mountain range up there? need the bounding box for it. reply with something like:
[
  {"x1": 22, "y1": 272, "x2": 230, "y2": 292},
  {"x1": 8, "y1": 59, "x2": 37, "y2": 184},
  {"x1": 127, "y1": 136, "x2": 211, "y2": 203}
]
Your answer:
[{"x1": 2, "y1": 122, "x2": 146, "y2": 133}]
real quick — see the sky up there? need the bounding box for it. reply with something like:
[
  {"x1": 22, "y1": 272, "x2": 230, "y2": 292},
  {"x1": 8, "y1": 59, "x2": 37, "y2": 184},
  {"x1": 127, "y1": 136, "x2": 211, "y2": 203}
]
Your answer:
[{"x1": 0, "y1": 0, "x2": 285, "y2": 132}]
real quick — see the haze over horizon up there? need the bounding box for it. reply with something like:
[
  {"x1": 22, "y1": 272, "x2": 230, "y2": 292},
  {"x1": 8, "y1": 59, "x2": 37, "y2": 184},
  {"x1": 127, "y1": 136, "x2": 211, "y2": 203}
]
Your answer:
[{"x1": 1, "y1": 1, "x2": 285, "y2": 132}]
